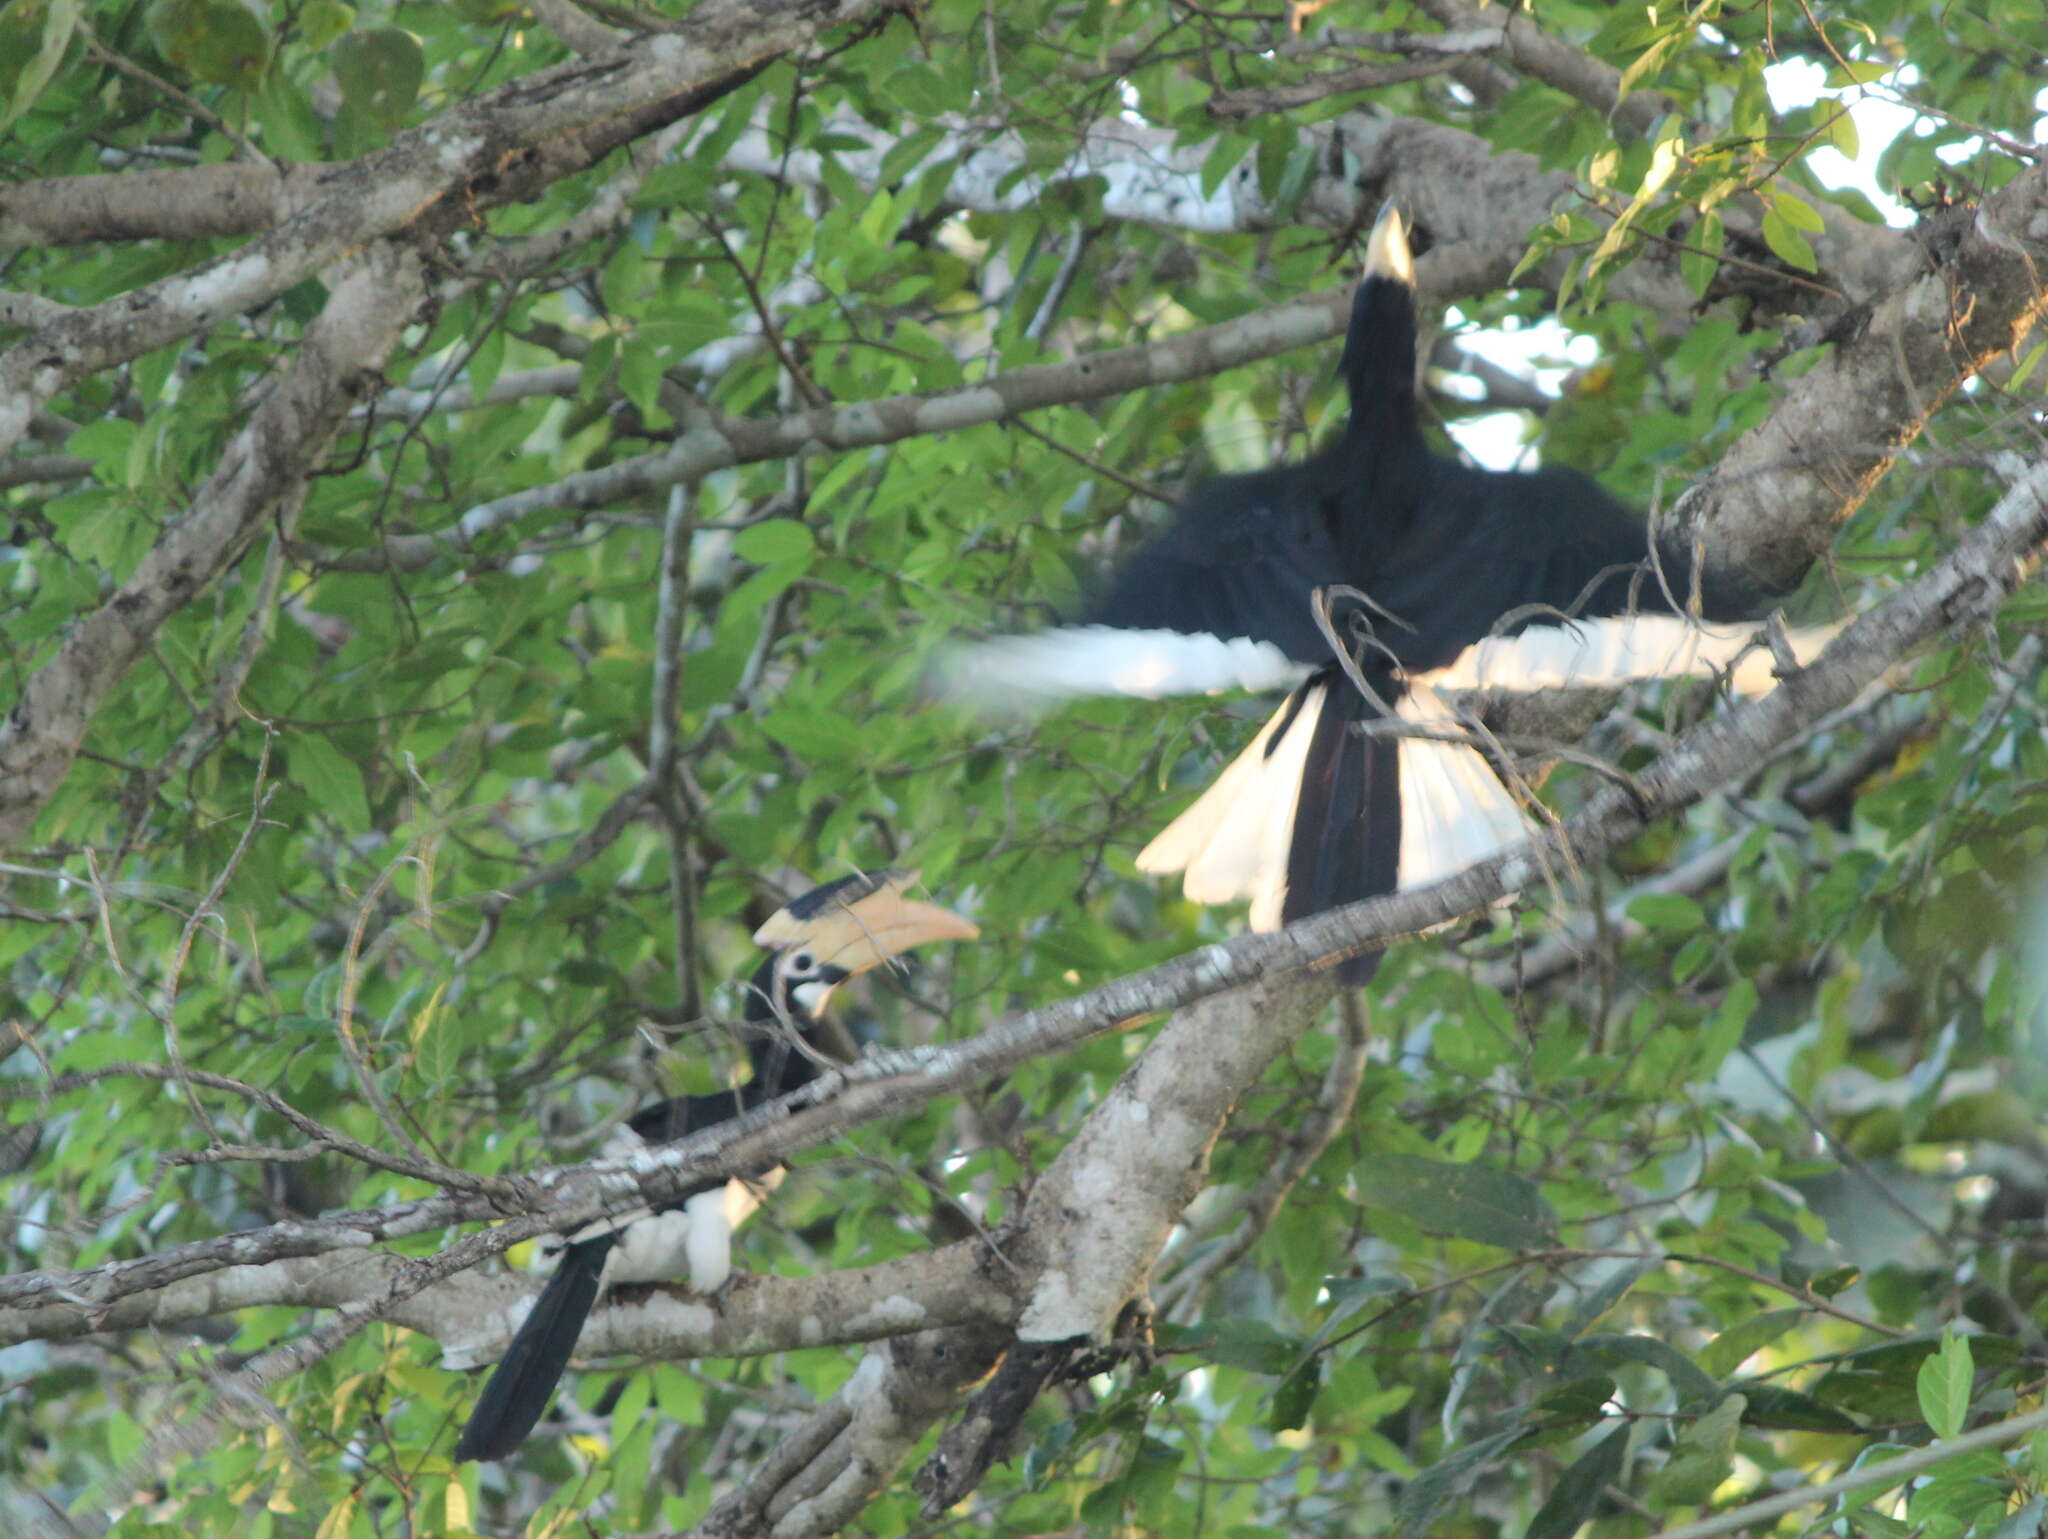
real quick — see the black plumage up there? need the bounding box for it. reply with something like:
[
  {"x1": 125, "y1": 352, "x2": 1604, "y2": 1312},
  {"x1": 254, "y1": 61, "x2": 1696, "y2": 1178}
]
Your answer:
[
  {"x1": 454, "y1": 873, "x2": 976, "y2": 1462},
  {"x1": 941, "y1": 207, "x2": 1810, "y2": 975},
  {"x1": 453, "y1": 950, "x2": 832, "y2": 1464}
]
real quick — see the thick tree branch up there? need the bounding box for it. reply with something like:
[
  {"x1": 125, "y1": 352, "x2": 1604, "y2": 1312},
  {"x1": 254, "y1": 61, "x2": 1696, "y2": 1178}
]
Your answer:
[
  {"x1": 1153, "y1": 995, "x2": 1371, "y2": 1316},
  {"x1": 0, "y1": 0, "x2": 897, "y2": 454},
  {"x1": 0, "y1": 1240, "x2": 1011, "y2": 1361},
  {"x1": 918, "y1": 971, "x2": 1339, "y2": 1511},
  {"x1": 1689, "y1": 176, "x2": 2048, "y2": 589},
  {"x1": 1408, "y1": 0, "x2": 1675, "y2": 137},
  {"x1": 688, "y1": 1323, "x2": 1010, "y2": 1539},
  {"x1": 0, "y1": 245, "x2": 426, "y2": 844}
]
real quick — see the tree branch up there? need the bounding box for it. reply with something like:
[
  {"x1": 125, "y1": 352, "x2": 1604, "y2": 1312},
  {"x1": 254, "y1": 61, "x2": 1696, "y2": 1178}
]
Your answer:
[
  {"x1": 0, "y1": 0, "x2": 898, "y2": 455},
  {"x1": 0, "y1": 244, "x2": 426, "y2": 843},
  {"x1": 1688, "y1": 180, "x2": 2048, "y2": 590},
  {"x1": 3, "y1": 453, "x2": 2041, "y2": 1390}
]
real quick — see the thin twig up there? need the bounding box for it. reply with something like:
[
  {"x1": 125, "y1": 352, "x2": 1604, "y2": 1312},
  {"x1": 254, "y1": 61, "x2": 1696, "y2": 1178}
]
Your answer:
[
  {"x1": 333, "y1": 856, "x2": 436, "y2": 1167},
  {"x1": 650, "y1": 481, "x2": 704, "y2": 1022},
  {"x1": 1649, "y1": 1403, "x2": 2048, "y2": 1539},
  {"x1": 160, "y1": 747, "x2": 280, "y2": 1146}
]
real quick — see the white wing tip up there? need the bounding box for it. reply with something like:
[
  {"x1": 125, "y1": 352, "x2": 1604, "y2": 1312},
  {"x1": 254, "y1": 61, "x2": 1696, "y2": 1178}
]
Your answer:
[{"x1": 930, "y1": 626, "x2": 1308, "y2": 718}]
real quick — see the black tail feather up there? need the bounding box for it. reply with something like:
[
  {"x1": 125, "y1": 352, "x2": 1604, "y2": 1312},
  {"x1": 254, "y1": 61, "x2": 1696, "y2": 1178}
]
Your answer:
[
  {"x1": 454, "y1": 1234, "x2": 615, "y2": 1462},
  {"x1": 1283, "y1": 678, "x2": 1403, "y2": 985}
]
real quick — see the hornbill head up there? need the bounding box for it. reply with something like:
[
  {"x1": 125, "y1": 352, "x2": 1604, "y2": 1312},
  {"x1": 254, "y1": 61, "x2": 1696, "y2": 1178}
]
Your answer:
[{"x1": 744, "y1": 867, "x2": 980, "y2": 1029}]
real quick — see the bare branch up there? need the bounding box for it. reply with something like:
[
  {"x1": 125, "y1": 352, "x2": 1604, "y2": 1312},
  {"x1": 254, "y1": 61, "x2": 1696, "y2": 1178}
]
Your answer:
[
  {"x1": 1690, "y1": 183, "x2": 2048, "y2": 590},
  {"x1": 322, "y1": 283, "x2": 1359, "y2": 572},
  {"x1": 0, "y1": 0, "x2": 899, "y2": 453},
  {"x1": 0, "y1": 244, "x2": 427, "y2": 842}
]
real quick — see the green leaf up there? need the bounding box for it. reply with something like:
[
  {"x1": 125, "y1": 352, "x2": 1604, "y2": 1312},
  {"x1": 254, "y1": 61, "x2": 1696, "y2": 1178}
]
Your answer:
[
  {"x1": 1694, "y1": 976, "x2": 1757, "y2": 1075},
  {"x1": 757, "y1": 706, "x2": 865, "y2": 763},
  {"x1": 1269, "y1": 1357, "x2": 1320, "y2": 1432},
  {"x1": 1570, "y1": 1335, "x2": 1721, "y2": 1408},
  {"x1": 66, "y1": 419, "x2": 141, "y2": 486},
  {"x1": 0, "y1": 0, "x2": 80, "y2": 131},
  {"x1": 147, "y1": 0, "x2": 272, "y2": 89},
  {"x1": 1681, "y1": 210, "x2": 1724, "y2": 298},
  {"x1": 1652, "y1": 1393, "x2": 1746, "y2": 1506},
  {"x1": 1617, "y1": 32, "x2": 1685, "y2": 99},
  {"x1": 1533, "y1": 1377, "x2": 1619, "y2": 1424},
  {"x1": 300, "y1": 1, "x2": 354, "y2": 51},
  {"x1": 733, "y1": 519, "x2": 817, "y2": 564},
  {"x1": 1826, "y1": 107, "x2": 1861, "y2": 160},
  {"x1": 1698, "y1": 1306, "x2": 1803, "y2": 1378},
  {"x1": 1773, "y1": 191, "x2": 1826, "y2": 233},
  {"x1": 290, "y1": 734, "x2": 371, "y2": 833},
  {"x1": 1397, "y1": 1429, "x2": 1523, "y2": 1539},
  {"x1": 1565, "y1": 1262, "x2": 1646, "y2": 1338},
  {"x1": 330, "y1": 25, "x2": 423, "y2": 135},
  {"x1": 608, "y1": 1370, "x2": 653, "y2": 1445},
  {"x1": 1760, "y1": 208, "x2": 1818, "y2": 273},
  {"x1": 407, "y1": 978, "x2": 453, "y2": 1084},
  {"x1": 618, "y1": 338, "x2": 668, "y2": 428},
  {"x1": 1167, "y1": 1318, "x2": 1300, "y2": 1376},
  {"x1": 1199, "y1": 134, "x2": 1252, "y2": 198},
  {"x1": 1993, "y1": 1495, "x2": 2046, "y2": 1539},
  {"x1": 1353, "y1": 1153, "x2": 1558, "y2": 1250},
  {"x1": 1527, "y1": 1424, "x2": 1627, "y2": 1539},
  {"x1": 1627, "y1": 892, "x2": 1705, "y2": 934},
  {"x1": 1916, "y1": 1330, "x2": 1973, "y2": 1438},
  {"x1": 1124, "y1": 1435, "x2": 1182, "y2": 1526},
  {"x1": 1734, "y1": 1383, "x2": 1861, "y2": 1432}
]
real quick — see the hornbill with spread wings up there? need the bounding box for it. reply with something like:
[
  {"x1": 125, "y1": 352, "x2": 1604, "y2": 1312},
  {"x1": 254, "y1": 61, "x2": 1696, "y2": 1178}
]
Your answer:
[
  {"x1": 454, "y1": 870, "x2": 977, "y2": 1462},
  {"x1": 940, "y1": 207, "x2": 1823, "y2": 977}
]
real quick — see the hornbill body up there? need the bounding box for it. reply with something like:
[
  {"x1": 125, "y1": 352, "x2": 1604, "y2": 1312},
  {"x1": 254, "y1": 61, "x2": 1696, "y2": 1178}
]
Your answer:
[
  {"x1": 940, "y1": 209, "x2": 1822, "y2": 971},
  {"x1": 454, "y1": 871, "x2": 976, "y2": 1463}
]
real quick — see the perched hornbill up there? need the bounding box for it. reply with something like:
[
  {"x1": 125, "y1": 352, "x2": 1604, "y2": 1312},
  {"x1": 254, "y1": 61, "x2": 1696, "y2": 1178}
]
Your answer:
[
  {"x1": 454, "y1": 870, "x2": 977, "y2": 1462},
  {"x1": 940, "y1": 207, "x2": 1823, "y2": 975}
]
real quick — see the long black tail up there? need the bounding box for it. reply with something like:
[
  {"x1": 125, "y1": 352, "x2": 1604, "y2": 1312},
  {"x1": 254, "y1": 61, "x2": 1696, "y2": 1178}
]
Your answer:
[
  {"x1": 1283, "y1": 673, "x2": 1404, "y2": 985},
  {"x1": 454, "y1": 1234, "x2": 615, "y2": 1462}
]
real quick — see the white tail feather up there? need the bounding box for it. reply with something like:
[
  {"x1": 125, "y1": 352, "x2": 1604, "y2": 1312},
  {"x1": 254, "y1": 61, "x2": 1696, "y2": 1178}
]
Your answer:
[
  {"x1": 1129, "y1": 615, "x2": 1835, "y2": 924},
  {"x1": 1137, "y1": 685, "x2": 1324, "y2": 931},
  {"x1": 934, "y1": 626, "x2": 1309, "y2": 715},
  {"x1": 1422, "y1": 615, "x2": 1835, "y2": 696},
  {"x1": 1394, "y1": 685, "x2": 1529, "y2": 888}
]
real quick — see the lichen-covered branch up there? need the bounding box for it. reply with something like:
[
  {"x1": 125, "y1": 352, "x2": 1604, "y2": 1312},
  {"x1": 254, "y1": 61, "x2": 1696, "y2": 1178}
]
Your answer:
[
  {"x1": 0, "y1": 0, "x2": 898, "y2": 453},
  {"x1": 0, "y1": 245, "x2": 426, "y2": 842},
  {"x1": 1689, "y1": 170, "x2": 2048, "y2": 589}
]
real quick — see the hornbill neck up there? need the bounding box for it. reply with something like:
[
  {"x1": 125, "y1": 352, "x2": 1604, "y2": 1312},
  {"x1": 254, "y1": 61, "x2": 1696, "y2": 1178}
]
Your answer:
[
  {"x1": 735, "y1": 950, "x2": 843, "y2": 1104},
  {"x1": 1338, "y1": 264, "x2": 1419, "y2": 453},
  {"x1": 1330, "y1": 204, "x2": 1426, "y2": 564}
]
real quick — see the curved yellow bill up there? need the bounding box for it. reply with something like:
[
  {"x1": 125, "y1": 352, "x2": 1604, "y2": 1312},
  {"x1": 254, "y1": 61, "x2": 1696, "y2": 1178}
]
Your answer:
[{"x1": 753, "y1": 868, "x2": 979, "y2": 974}]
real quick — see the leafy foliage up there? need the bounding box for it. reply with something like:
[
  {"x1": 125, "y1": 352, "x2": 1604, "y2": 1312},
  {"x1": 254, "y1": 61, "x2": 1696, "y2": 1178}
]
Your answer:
[{"x1": 2, "y1": 0, "x2": 2045, "y2": 1536}]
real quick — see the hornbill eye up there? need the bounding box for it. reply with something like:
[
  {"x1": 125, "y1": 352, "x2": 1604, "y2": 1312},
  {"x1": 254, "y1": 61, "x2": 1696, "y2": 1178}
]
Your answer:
[{"x1": 786, "y1": 949, "x2": 817, "y2": 976}]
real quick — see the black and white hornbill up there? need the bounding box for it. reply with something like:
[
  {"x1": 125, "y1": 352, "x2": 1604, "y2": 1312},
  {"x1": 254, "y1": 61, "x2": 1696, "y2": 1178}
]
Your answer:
[
  {"x1": 941, "y1": 207, "x2": 1824, "y2": 975},
  {"x1": 454, "y1": 870, "x2": 977, "y2": 1463}
]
